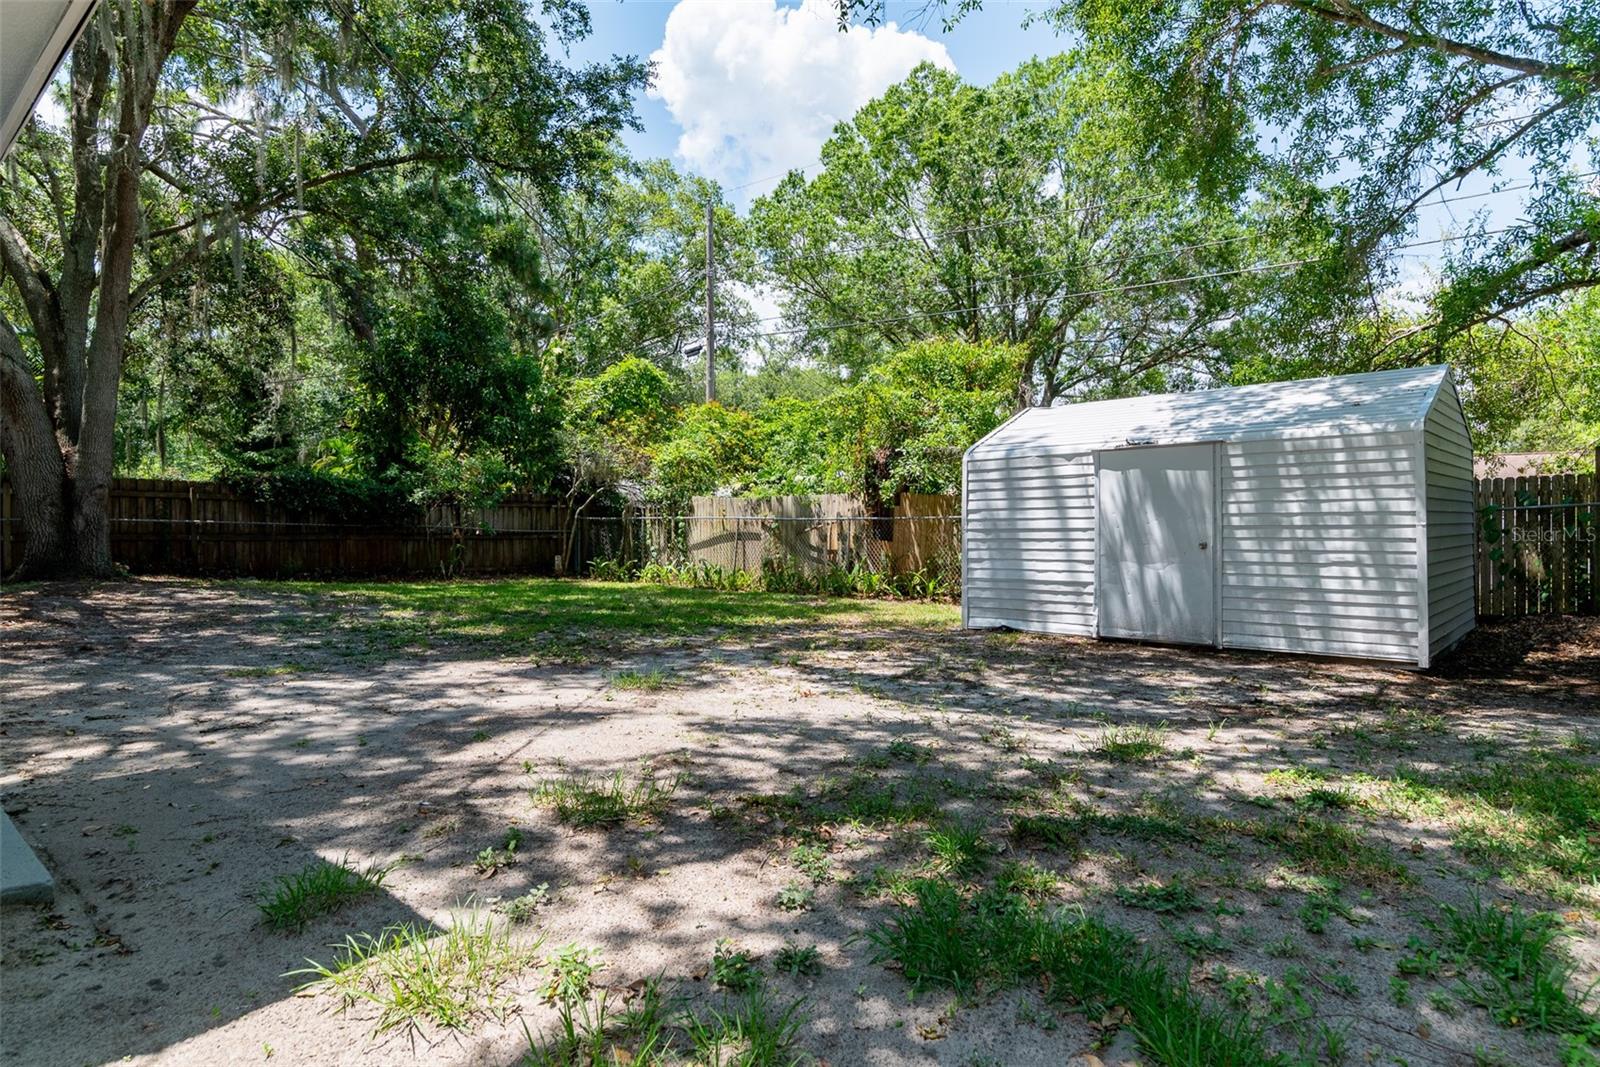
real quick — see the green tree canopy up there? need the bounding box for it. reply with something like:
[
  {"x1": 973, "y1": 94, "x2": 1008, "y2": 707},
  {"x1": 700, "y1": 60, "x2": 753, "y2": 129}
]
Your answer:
[
  {"x1": 836, "y1": 0, "x2": 1599, "y2": 349},
  {"x1": 748, "y1": 55, "x2": 1352, "y2": 403},
  {"x1": 1, "y1": 0, "x2": 645, "y2": 575}
]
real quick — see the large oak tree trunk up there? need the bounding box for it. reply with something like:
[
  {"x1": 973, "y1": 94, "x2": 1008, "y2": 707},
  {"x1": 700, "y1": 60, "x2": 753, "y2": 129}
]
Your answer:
[
  {"x1": 0, "y1": 337, "x2": 72, "y2": 576},
  {"x1": 1, "y1": 2, "x2": 191, "y2": 580}
]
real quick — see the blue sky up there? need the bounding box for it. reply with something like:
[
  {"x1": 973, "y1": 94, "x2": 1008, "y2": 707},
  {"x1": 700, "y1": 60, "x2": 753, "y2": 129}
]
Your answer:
[
  {"x1": 560, "y1": 0, "x2": 1586, "y2": 296},
  {"x1": 565, "y1": 0, "x2": 1058, "y2": 204}
]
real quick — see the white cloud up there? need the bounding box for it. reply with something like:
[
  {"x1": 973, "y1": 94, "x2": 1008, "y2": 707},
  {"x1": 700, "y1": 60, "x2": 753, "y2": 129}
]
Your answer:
[{"x1": 649, "y1": 0, "x2": 953, "y2": 189}]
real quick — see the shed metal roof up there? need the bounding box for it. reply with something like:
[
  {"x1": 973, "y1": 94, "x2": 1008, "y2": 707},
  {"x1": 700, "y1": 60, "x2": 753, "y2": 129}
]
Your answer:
[{"x1": 970, "y1": 365, "x2": 1450, "y2": 457}]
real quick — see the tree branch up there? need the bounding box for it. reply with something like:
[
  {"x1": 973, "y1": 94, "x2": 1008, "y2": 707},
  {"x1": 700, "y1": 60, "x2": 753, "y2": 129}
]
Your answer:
[
  {"x1": 1281, "y1": 0, "x2": 1598, "y2": 87},
  {"x1": 143, "y1": 152, "x2": 433, "y2": 242}
]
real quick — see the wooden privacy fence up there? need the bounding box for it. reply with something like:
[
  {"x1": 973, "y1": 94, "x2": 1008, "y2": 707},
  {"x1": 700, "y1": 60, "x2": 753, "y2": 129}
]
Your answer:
[
  {"x1": 1475, "y1": 473, "x2": 1598, "y2": 616},
  {"x1": 3, "y1": 475, "x2": 1596, "y2": 617},
  {"x1": 583, "y1": 493, "x2": 963, "y2": 582},
  {"x1": 0, "y1": 478, "x2": 578, "y2": 578}
]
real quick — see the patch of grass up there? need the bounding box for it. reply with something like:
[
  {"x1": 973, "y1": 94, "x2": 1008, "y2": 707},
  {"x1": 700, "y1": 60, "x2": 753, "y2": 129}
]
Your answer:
[
  {"x1": 1093, "y1": 722, "x2": 1170, "y2": 762},
  {"x1": 524, "y1": 977, "x2": 678, "y2": 1066},
  {"x1": 1114, "y1": 878, "x2": 1200, "y2": 914},
  {"x1": 1363, "y1": 754, "x2": 1600, "y2": 899},
  {"x1": 611, "y1": 668, "x2": 670, "y2": 691},
  {"x1": 1019, "y1": 756, "x2": 1078, "y2": 787},
  {"x1": 774, "y1": 942, "x2": 822, "y2": 978},
  {"x1": 1214, "y1": 815, "x2": 1410, "y2": 885},
  {"x1": 1012, "y1": 796, "x2": 1207, "y2": 857},
  {"x1": 265, "y1": 578, "x2": 958, "y2": 655},
  {"x1": 533, "y1": 770, "x2": 677, "y2": 829},
  {"x1": 1171, "y1": 924, "x2": 1228, "y2": 960},
  {"x1": 853, "y1": 865, "x2": 921, "y2": 902},
  {"x1": 1294, "y1": 787, "x2": 1355, "y2": 812},
  {"x1": 1297, "y1": 888, "x2": 1355, "y2": 935},
  {"x1": 745, "y1": 770, "x2": 942, "y2": 832},
  {"x1": 925, "y1": 821, "x2": 991, "y2": 877},
  {"x1": 711, "y1": 941, "x2": 762, "y2": 992},
  {"x1": 290, "y1": 914, "x2": 533, "y2": 1035},
  {"x1": 257, "y1": 857, "x2": 388, "y2": 932},
  {"x1": 683, "y1": 986, "x2": 808, "y2": 1066},
  {"x1": 886, "y1": 738, "x2": 932, "y2": 764},
  {"x1": 867, "y1": 738, "x2": 933, "y2": 768},
  {"x1": 1010, "y1": 813, "x2": 1084, "y2": 853},
  {"x1": 225, "y1": 662, "x2": 306, "y2": 678},
  {"x1": 1428, "y1": 897, "x2": 1598, "y2": 1037},
  {"x1": 866, "y1": 879, "x2": 1282, "y2": 1064},
  {"x1": 1264, "y1": 768, "x2": 1327, "y2": 788},
  {"x1": 995, "y1": 860, "x2": 1061, "y2": 902}
]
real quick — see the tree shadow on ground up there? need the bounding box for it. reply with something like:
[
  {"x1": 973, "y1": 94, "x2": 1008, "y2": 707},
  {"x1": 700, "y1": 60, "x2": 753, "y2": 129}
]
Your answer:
[{"x1": 1, "y1": 579, "x2": 1594, "y2": 1066}]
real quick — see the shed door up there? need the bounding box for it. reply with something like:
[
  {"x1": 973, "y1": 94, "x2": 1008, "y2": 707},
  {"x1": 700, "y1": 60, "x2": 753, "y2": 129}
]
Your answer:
[{"x1": 1096, "y1": 444, "x2": 1216, "y2": 645}]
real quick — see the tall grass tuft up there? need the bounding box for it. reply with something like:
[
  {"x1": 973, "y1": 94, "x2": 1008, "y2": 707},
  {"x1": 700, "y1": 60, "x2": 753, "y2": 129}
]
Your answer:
[
  {"x1": 1430, "y1": 897, "x2": 1599, "y2": 1036},
  {"x1": 257, "y1": 857, "x2": 389, "y2": 932},
  {"x1": 290, "y1": 914, "x2": 535, "y2": 1035},
  {"x1": 532, "y1": 770, "x2": 677, "y2": 828}
]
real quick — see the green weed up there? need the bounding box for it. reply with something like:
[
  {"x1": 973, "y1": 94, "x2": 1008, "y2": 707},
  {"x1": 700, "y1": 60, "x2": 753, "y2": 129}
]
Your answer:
[
  {"x1": 865, "y1": 879, "x2": 1282, "y2": 1063},
  {"x1": 612, "y1": 668, "x2": 670, "y2": 691},
  {"x1": 995, "y1": 860, "x2": 1060, "y2": 902},
  {"x1": 1114, "y1": 878, "x2": 1200, "y2": 914},
  {"x1": 474, "y1": 827, "x2": 524, "y2": 875},
  {"x1": 774, "y1": 942, "x2": 822, "y2": 978},
  {"x1": 1219, "y1": 815, "x2": 1409, "y2": 885},
  {"x1": 543, "y1": 944, "x2": 601, "y2": 1006},
  {"x1": 523, "y1": 977, "x2": 677, "y2": 1065},
  {"x1": 1009, "y1": 813, "x2": 1083, "y2": 853},
  {"x1": 496, "y1": 885, "x2": 549, "y2": 923},
  {"x1": 711, "y1": 941, "x2": 762, "y2": 992},
  {"x1": 683, "y1": 986, "x2": 808, "y2": 1066},
  {"x1": 776, "y1": 880, "x2": 815, "y2": 912},
  {"x1": 789, "y1": 843, "x2": 832, "y2": 882}
]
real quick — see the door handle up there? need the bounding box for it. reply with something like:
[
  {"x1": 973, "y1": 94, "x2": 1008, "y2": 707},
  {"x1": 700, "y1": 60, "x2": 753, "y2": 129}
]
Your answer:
[{"x1": 1199, "y1": 541, "x2": 1209, "y2": 550}]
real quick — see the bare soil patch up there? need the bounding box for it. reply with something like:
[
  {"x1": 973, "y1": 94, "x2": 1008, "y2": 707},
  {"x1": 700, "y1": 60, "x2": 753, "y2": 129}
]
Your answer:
[{"x1": 2, "y1": 579, "x2": 1596, "y2": 1066}]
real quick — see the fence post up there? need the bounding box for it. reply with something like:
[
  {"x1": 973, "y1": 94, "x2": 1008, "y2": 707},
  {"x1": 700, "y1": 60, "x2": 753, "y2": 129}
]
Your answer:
[{"x1": 1590, "y1": 469, "x2": 1600, "y2": 614}]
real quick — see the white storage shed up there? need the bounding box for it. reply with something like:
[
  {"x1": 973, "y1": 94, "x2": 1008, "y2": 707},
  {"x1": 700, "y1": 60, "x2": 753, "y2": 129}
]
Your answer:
[{"x1": 961, "y1": 365, "x2": 1475, "y2": 667}]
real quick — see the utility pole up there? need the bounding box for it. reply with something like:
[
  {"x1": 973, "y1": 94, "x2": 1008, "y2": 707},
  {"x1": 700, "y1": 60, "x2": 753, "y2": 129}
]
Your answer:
[{"x1": 704, "y1": 200, "x2": 716, "y2": 403}]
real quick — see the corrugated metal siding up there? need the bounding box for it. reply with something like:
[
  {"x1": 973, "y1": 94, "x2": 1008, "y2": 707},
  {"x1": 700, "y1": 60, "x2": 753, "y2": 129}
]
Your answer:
[
  {"x1": 963, "y1": 365, "x2": 1452, "y2": 666},
  {"x1": 1424, "y1": 378, "x2": 1477, "y2": 658},
  {"x1": 963, "y1": 450, "x2": 1096, "y2": 635},
  {"x1": 1217, "y1": 433, "x2": 1421, "y2": 664}
]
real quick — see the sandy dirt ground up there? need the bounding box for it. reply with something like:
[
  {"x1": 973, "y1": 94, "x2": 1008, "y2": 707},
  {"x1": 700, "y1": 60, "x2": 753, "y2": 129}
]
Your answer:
[{"x1": 1, "y1": 579, "x2": 1596, "y2": 1067}]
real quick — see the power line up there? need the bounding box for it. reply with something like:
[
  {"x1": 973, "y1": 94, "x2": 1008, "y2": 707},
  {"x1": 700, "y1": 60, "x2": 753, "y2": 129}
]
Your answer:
[
  {"x1": 565, "y1": 269, "x2": 697, "y2": 331},
  {"x1": 743, "y1": 226, "x2": 1533, "y2": 341},
  {"x1": 753, "y1": 170, "x2": 1598, "y2": 275},
  {"x1": 744, "y1": 224, "x2": 1523, "y2": 330}
]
